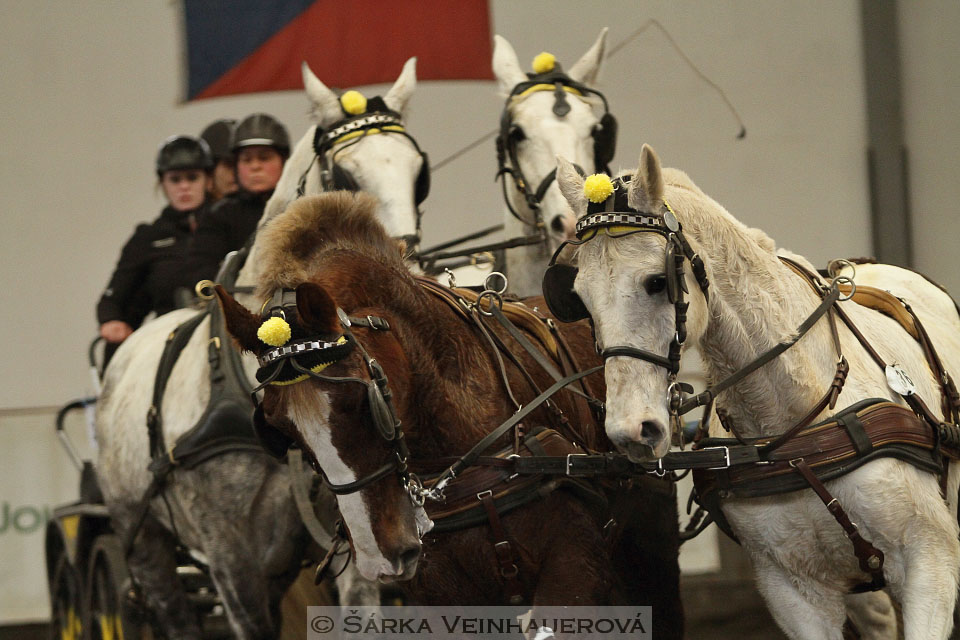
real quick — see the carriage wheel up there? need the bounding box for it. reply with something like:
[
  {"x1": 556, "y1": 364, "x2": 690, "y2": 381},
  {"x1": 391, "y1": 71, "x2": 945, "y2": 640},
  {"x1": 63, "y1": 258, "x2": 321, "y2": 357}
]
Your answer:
[
  {"x1": 85, "y1": 534, "x2": 150, "y2": 640},
  {"x1": 49, "y1": 553, "x2": 83, "y2": 640}
]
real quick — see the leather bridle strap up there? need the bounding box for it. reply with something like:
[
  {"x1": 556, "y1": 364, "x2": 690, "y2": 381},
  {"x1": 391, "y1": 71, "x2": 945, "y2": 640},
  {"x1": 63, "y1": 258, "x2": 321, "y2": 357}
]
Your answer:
[
  {"x1": 602, "y1": 346, "x2": 675, "y2": 372},
  {"x1": 678, "y1": 286, "x2": 841, "y2": 415}
]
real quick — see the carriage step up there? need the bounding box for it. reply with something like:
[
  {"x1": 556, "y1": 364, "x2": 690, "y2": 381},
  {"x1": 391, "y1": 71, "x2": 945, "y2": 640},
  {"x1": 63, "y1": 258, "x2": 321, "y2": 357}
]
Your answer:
[
  {"x1": 188, "y1": 589, "x2": 222, "y2": 611},
  {"x1": 178, "y1": 564, "x2": 215, "y2": 591},
  {"x1": 200, "y1": 613, "x2": 233, "y2": 639}
]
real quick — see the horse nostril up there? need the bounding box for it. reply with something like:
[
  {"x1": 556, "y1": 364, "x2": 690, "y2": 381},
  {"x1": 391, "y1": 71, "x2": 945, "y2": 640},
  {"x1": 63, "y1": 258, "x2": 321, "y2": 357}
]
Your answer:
[
  {"x1": 641, "y1": 420, "x2": 665, "y2": 442},
  {"x1": 399, "y1": 546, "x2": 420, "y2": 570}
]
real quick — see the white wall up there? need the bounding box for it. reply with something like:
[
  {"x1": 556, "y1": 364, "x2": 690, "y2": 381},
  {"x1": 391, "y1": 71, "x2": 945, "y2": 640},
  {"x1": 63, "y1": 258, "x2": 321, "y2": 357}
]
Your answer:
[
  {"x1": 899, "y1": 1, "x2": 960, "y2": 296},
  {"x1": 1, "y1": 0, "x2": 879, "y2": 409}
]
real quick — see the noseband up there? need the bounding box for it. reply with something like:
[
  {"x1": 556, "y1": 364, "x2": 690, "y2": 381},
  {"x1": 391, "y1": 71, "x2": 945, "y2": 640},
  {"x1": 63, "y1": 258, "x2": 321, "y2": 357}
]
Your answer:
[
  {"x1": 251, "y1": 290, "x2": 429, "y2": 507},
  {"x1": 496, "y1": 66, "x2": 617, "y2": 233}
]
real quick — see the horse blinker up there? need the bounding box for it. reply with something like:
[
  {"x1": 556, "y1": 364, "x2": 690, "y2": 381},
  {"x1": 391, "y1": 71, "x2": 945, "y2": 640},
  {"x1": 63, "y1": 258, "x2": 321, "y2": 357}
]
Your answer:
[{"x1": 542, "y1": 263, "x2": 589, "y2": 323}]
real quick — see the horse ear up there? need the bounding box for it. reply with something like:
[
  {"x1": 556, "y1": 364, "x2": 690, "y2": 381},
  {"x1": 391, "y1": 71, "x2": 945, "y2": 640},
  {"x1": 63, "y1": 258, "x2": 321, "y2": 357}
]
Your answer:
[
  {"x1": 295, "y1": 282, "x2": 340, "y2": 336},
  {"x1": 302, "y1": 61, "x2": 342, "y2": 125},
  {"x1": 630, "y1": 144, "x2": 664, "y2": 210},
  {"x1": 383, "y1": 57, "x2": 417, "y2": 114},
  {"x1": 213, "y1": 285, "x2": 262, "y2": 352},
  {"x1": 492, "y1": 35, "x2": 527, "y2": 94},
  {"x1": 556, "y1": 156, "x2": 587, "y2": 218},
  {"x1": 568, "y1": 28, "x2": 608, "y2": 86}
]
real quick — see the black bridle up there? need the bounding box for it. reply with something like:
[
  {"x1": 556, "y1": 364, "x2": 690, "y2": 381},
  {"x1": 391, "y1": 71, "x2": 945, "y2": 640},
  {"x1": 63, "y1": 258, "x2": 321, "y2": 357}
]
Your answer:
[
  {"x1": 296, "y1": 95, "x2": 430, "y2": 252},
  {"x1": 542, "y1": 175, "x2": 710, "y2": 422},
  {"x1": 496, "y1": 66, "x2": 617, "y2": 234},
  {"x1": 250, "y1": 291, "x2": 430, "y2": 506}
]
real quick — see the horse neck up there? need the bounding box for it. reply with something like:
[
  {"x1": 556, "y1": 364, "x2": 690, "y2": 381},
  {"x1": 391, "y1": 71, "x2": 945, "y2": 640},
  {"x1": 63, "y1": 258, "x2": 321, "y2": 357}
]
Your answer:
[
  {"x1": 681, "y1": 196, "x2": 838, "y2": 437},
  {"x1": 503, "y1": 210, "x2": 550, "y2": 297},
  {"x1": 320, "y1": 259, "x2": 503, "y2": 456}
]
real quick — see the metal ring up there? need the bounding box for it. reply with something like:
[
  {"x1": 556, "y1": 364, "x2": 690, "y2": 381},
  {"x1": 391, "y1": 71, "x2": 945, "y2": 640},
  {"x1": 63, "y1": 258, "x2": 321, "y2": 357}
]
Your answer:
[
  {"x1": 443, "y1": 268, "x2": 457, "y2": 289},
  {"x1": 833, "y1": 276, "x2": 857, "y2": 301},
  {"x1": 827, "y1": 258, "x2": 856, "y2": 280},
  {"x1": 476, "y1": 291, "x2": 504, "y2": 317},
  {"x1": 666, "y1": 381, "x2": 684, "y2": 414},
  {"x1": 483, "y1": 271, "x2": 509, "y2": 295},
  {"x1": 195, "y1": 279, "x2": 216, "y2": 300}
]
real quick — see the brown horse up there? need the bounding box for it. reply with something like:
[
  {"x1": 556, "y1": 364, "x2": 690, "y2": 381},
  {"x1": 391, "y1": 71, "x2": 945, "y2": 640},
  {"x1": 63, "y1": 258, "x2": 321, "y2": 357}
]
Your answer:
[{"x1": 214, "y1": 192, "x2": 682, "y2": 630}]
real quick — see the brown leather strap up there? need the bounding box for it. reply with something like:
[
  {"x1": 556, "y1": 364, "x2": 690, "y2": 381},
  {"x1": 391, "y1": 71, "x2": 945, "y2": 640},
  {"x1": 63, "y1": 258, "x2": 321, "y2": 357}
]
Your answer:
[
  {"x1": 760, "y1": 357, "x2": 850, "y2": 455},
  {"x1": 904, "y1": 301, "x2": 960, "y2": 424},
  {"x1": 479, "y1": 490, "x2": 525, "y2": 604},
  {"x1": 790, "y1": 458, "x2": 885, "y2": 591}
]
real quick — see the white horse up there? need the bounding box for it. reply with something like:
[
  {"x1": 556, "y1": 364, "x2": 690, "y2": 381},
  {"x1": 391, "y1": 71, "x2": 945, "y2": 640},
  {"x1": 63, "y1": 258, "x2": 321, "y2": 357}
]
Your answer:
[
  {"x1": 553, "y1": 146, "x2": 960, "y2": 639},
  {"x1": 95, "y1": 60, "x2": 425, "y2": 639},
  {"x1": 491, "y1": 30, "x2": 612, "y2": 296}
]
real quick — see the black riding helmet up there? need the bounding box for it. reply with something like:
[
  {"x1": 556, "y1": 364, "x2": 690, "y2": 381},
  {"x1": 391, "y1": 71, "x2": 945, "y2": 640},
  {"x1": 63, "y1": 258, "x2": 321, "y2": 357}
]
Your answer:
[
  {"x1": 156, "y1": 135, "x2": 213, "y2": 177},
  {"x1": 199, "y1": 119, "x2": 237, "y2": 163},
  {"x1": 232, "y1": 113, "x2": 290, "y2": 157}
]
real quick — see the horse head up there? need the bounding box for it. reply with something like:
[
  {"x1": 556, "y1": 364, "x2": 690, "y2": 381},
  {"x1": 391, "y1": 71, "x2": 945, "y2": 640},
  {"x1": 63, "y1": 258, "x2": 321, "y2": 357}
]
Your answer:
[
  {"x1": 493, "y1": 29, "x2": 613, "y2": 264},
  {"x1": 217, "y1": 193, "x2": 431, "y2": 582},
  {"x1": 552, "y1": 146, "x2": 710, "y2": 461},
  {"x1": 262, "y1": 59, "x2": 427, "y2": 247}
]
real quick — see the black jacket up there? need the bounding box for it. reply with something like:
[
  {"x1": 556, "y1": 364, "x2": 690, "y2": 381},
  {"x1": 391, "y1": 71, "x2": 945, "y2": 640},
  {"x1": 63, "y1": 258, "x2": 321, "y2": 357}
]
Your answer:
[
  {"x1": 182, "y1": 188, "x2": 271, "y2": 285},
  {"x1": 97, "y1": 203, "x2": 208, "y2": 327}
]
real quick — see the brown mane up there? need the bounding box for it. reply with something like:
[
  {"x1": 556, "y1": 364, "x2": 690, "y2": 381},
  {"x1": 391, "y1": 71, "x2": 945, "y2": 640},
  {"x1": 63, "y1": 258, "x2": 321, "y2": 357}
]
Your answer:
[{"x1": 254, "y1": 192, "x2": 407, "y2": 298}]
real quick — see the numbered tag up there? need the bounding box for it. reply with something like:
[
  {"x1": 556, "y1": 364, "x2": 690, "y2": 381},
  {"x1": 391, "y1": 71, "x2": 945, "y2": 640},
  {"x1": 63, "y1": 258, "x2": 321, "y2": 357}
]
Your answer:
[{"x1": 886, "y1": 364, "x2": 917, "y2": 397}]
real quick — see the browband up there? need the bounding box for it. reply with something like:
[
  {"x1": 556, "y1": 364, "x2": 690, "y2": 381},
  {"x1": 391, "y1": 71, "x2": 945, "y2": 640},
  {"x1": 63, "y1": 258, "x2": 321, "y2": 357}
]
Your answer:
[
  {"x1": 313, "y1": 113, "x2": 405, "y2": 151},
  {"x1": 258, "y1": 336, "x2": 352, "y2": 368}
]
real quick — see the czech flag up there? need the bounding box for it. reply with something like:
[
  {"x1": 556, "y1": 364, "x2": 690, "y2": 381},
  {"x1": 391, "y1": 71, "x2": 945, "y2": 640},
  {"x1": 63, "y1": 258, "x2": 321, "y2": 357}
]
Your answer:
[{"x1": 183, "y1": 0, "x2": 493, "y2": 100}]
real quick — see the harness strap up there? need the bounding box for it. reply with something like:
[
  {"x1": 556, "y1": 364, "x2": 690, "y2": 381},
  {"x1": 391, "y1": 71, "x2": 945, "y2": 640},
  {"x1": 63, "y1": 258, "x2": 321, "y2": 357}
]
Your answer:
[
  {"x1": 679, "y1": 286, "x2": 841, "y2": 415},
  {"x1": 489, "y1": 304, "x2": 603, "y2": 413},
  {"x1": 148, "y1": 311, "x2": 209, "y2": 455},
  {"x1": 288, "y1": 448, "x2": 337, "y2": 548},
  {"x1": 438, "y1": 366, "x2": 604, "y2": 487},
  {"x1": 789, "y1": 458, "x2": 886, "y2": 592},
  {"x1": 479, "y1": 490, "x2": 525, "y2": 604}
]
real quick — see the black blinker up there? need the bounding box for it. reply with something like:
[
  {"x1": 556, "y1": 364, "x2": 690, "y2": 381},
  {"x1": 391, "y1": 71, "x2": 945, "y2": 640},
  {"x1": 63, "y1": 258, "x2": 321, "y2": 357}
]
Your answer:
[
  {"x1": 367, "y1": 382, "x2": 397, "y2": 441},
  {"x1": 542, "y1": 263, "x2": 589, "y2": 323},
  {"x1": 252, "y1": 404, "x2": 294, "y2": 459}
]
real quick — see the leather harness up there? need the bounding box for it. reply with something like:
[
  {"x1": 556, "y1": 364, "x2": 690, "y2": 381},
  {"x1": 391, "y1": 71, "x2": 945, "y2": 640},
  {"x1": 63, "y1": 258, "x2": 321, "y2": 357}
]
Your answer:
[
  {"x1": 123, "y1": 300, "x2": 264, "y2": 555},
  {"x1": 686, "y1": 258, "x2": 960, "y2": 591}
]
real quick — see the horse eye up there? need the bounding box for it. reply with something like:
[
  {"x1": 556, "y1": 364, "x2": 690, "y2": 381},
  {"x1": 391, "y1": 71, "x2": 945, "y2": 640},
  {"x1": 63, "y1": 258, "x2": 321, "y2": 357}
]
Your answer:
[{"x1": 643, "y1": 274, "x2": 667, "y2": 295}]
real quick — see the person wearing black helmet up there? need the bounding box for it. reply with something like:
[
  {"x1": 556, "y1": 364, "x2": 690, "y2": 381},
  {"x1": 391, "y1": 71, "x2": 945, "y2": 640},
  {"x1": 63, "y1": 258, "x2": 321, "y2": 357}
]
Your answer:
[
  {"x1": 96, "y1": 135, "x2": 213, "y2": 362},
  {"x1": 183, "y1": 113, "x2": 289, "y2": 285},
  {"x1": 199, "y1": 118, "x2": 237, "y2": 201}
]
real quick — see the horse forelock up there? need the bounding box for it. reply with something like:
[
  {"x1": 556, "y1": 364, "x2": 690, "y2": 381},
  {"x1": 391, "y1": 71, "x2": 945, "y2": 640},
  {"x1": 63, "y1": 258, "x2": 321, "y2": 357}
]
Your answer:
[{"x1": 254, "y1": 192, "x2": 407, "y2": 298}]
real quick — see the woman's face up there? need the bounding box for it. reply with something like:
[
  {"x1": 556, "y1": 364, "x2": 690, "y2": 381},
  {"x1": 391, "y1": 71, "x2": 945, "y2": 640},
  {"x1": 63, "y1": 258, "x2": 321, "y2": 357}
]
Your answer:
[
  {"x1": 212, "y1": 158, "x2": 238, "y2": 199},
  {"x1": 161, "y1": 169, "x2": 209, "y2": 211},
  {"x1": 236, "y1": 146, "x2": 284, "y2": 194}
]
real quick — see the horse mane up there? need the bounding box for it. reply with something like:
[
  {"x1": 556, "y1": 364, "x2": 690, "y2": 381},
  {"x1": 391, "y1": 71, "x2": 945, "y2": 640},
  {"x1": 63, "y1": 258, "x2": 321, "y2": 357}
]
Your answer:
[{"x1": 254, "y1": 192, "x2": 407, "y2": 298}]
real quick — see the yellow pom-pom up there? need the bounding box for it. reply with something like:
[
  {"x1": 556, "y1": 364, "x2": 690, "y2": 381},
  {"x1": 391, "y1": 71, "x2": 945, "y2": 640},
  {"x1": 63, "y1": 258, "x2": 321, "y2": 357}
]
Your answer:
[
  {"x1": 532, "y1": 52, "x2": 556, "y2": 74},
  {"x1": 340, "y1": 90, "x2": 367, "y2": 115},
  {"x1": 583, "y1": 174, "x2": 614, "y2": 203},
  {"x1": 258, "y1": 316, "x2": 292, "y2": 347}
]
